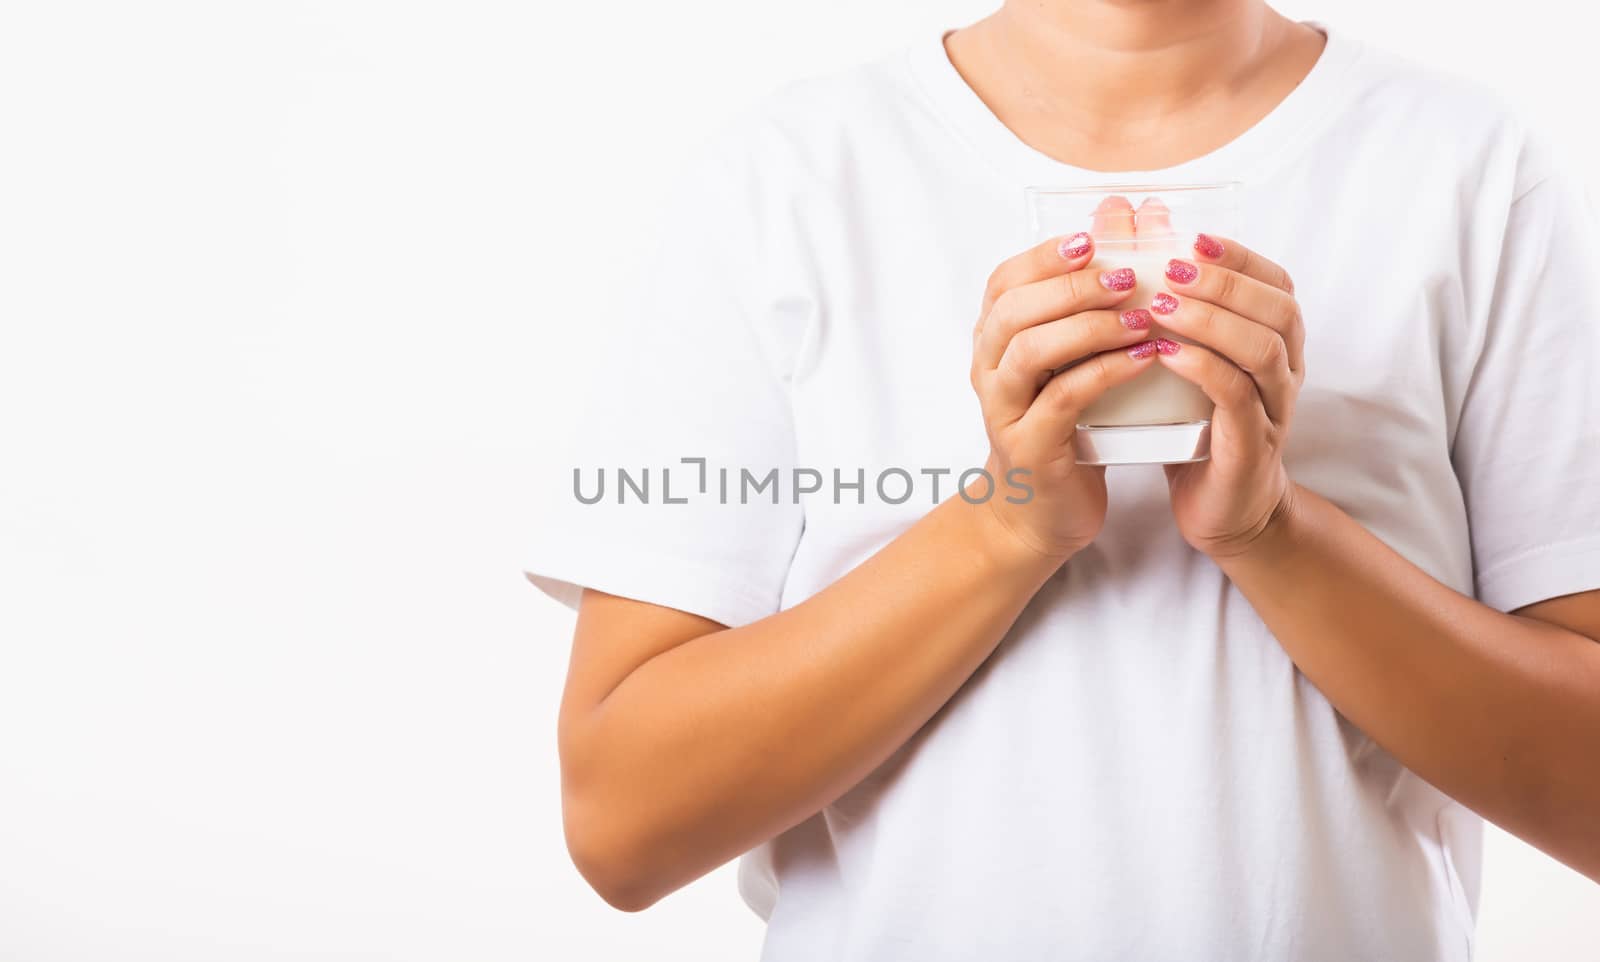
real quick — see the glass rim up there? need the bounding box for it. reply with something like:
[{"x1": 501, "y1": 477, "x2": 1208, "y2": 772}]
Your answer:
[{"x1": 1024, "y1": 181, "x2": 1242, "y2": 197}]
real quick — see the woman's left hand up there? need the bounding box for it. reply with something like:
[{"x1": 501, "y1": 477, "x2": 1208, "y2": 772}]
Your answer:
[{"x1": 1149, "y1": 236, "x2": 1303, "y2": 558}]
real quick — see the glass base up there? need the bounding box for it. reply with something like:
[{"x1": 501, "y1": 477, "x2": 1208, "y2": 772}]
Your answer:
[{"x1": 1073, "y1": 420, "x2": 1211, "y2": 465}]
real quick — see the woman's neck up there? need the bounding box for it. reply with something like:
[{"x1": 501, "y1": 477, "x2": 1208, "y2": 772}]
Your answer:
[{"x1": 945, "y1": 1, "x2": 1325, "y2": 171}]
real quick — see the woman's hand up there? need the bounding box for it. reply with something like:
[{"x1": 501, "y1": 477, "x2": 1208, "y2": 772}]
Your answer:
[
  {"x1": 970, "y1": 230, "x2": 1158, "y2": 561},
  {"x1": 1149, "y1": 235, "x2": 1304, "y2": 558}
]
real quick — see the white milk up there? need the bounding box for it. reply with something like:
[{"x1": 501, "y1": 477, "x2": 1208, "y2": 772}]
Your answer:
[{"x1": 1081, "y1": 247, "x2": 1213, "y2": 428}]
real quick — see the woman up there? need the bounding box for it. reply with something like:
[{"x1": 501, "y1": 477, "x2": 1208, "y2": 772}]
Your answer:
[{"x1": 527, "y1": 2, "x2": 1600, "y2": 958}]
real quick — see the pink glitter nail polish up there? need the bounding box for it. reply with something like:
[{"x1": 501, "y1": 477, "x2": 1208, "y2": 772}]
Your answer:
[
  {"x1": 1151, "y1": 292, "x2": 1180, "y2": 314},
  {"x1": 1100, "y1": 267, "x2": 1137, "y2": 292},
  {"x1": 1194, "y1": 233, "x2": 1225, "y2": 259},
  {"x1": 1128, "y1": 340, "x2": 1159, "y2": 359},
  {"x1": 1165, "y1": 259, "x2": 1199, "y2": 284},
  {"x1": 1058, "y1": 232, "x2": 1093, "y2": 260},
  {"x1": 1120, "y1": 309, "x2": 1152, "y2": 330},
  {"x1": 1155, "y1": 337, "x2": 1182, "y2": 356}
]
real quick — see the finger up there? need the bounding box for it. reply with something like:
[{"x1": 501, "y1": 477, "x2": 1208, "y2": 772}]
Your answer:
[
  {"x1": 1150, "y1": 338, "x2": 1272, "y2": 444},
  {"x1": 1018, "y1": 341, "x2": 1159, "y2": 442},
  {"x1": 991, "y1": 308, "x2": 1154, "y2": 412},
  {"x1": 1187, "y1": 233, "x2": 1295, "y2": 295},
  {"x1": 1156, "y1": 259, "x2": 1305, "y2": 374},
  {"x1": 1145, "y1": 296, "x2": 1295, "y2": 425},
  {"x1": 979, "y1": 231, "x2": 1097, "y2": 321},
  {"x1": 975, "y1": 265, "x2": 1141, "y2": 371},
  {"x1": 1091, "y1": 195, "x2": 1135, "y2": 243},
  {"x1": 1134, "y1": 196, "x2": 1174, "y2": 251}
]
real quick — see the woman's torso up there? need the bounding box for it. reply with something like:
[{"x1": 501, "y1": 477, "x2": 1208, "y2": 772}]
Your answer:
[{"x1": 723, "y1": 25, "x2": 1527, "y2": 961}]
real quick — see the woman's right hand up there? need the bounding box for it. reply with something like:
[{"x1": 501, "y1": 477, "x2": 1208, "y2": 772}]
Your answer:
[
  {"x1": 562, "y1": 229, "x2": 1162, "y2": 913},
  {"x1": 970, "y1": 229, "x2": 1157, "y2": 561}
]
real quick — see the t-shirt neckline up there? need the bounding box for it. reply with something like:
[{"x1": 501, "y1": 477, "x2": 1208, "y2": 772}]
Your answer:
[{"x1": 905, "y1": 20, "x2": 1365, "y2": 185}]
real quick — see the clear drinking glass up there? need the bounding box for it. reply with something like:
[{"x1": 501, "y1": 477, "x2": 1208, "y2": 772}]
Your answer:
[{"x1": 1024, "y1": 183, "x2": 1240, "y2": 464}]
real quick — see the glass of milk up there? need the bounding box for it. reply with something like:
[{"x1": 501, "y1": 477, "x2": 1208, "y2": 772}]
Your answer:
[{"x1": 1024, "y1": 183, "x2": 1240, "y2": 464}]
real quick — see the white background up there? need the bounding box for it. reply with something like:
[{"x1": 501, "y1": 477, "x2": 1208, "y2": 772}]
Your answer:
[{"x1": 1, "y1": 1, "x2": 1596, "y2": 959}]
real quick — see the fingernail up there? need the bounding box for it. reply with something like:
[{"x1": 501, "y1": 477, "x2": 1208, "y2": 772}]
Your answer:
[
  {"x1": 1194, "y1": 233, "x2": 1225, "y2": 259},
  {"x1": 1128, "y1": 340, "x2": 1159, "y2": 359},
  {"x1": 1100, "y1": 267, "x2": 1136, "y2": 291},
  {"x1": 1151, "y1": 292, "x2": 1179, "y2": 314},
  {"x1": 1165, "y1": 259, "x2": 1199, "y2": 284},
  {"x1": 1058, "y1": 231, "x2": 1092, "y2": 260},
  {"x1": 1155, "y1": 337, "x2": 1182, "y2": 356},
  {"x1": 1120, "y1": 308, "x2": 1152, "y2": 330}
]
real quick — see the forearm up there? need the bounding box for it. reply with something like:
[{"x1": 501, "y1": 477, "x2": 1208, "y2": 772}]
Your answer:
[
  {"x1": 562, "y1": 493, "x2": 1061, "y2": 906},
  {"x1": 1218, "y1": 484, "x2": 1600, "y2": 878}
]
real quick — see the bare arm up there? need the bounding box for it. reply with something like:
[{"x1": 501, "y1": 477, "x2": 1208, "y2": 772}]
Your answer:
[
  {"x1": 560, "y1": 496, "x2": 1054, "y2": 910},
  {"x1": 556, "y1": 226, "x2": 1158, "y2": 909},
  {"x1": 1216, "y1": 485, "x2": 1600, "y2": 880},
  {"x1": 1147, "y1": 233, "x2": 1600, "y2": 881}
]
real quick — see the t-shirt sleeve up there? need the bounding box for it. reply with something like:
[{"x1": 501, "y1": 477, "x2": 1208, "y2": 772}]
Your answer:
[
  {"x1": 1451, "y1": 152, "x2": 1600, "y2": 613},
  {"x1": 523, "y1": 128, "x2": 807, "y2": 628}
]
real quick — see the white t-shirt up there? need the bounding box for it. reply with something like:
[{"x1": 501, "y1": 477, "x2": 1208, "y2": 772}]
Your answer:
[{"x1": 526, "y1": 23, "x2": 1600, "y2": 961}]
